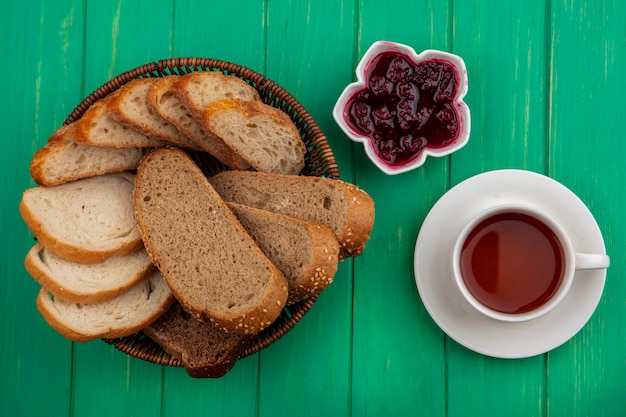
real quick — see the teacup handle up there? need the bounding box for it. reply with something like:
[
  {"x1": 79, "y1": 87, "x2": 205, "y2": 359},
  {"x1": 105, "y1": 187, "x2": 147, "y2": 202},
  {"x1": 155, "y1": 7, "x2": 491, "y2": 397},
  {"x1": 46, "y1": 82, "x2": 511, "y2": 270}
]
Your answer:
[{"x1": 575, "y1": 253, "x2": 610, "y2": 270}]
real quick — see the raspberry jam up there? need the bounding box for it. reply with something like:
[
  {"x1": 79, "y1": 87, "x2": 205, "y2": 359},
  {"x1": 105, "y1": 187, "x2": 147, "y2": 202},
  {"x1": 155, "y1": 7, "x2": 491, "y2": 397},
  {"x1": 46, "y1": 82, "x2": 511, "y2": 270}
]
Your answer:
[{"x1": 345, "y1": 51, "x2": 462, "y2": 168}]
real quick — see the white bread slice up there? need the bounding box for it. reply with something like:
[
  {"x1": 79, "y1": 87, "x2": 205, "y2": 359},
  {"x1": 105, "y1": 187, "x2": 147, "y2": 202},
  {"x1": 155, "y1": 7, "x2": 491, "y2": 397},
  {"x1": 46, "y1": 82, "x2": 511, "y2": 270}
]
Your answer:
[
  {"x1": 36, "y1": 269, "x2": 174, "y2": 342},
  {"x1": 171, "y1": 71, "x2": 261, "y2": 169},
  {"x1": 25, "y1": 243, "x2": 155, "y2": 304},
  {"x1": 228, "y1": 202, "x2": 340, "y2": 304},
  {"x1": 107, "y1": 77, "x2": 202, "y2": 151},
  {"x1": 19, "y1": 172, "x2": 143, "y2": 264},
  {"x1": 144, "y1": 303, "x2": 252, "y2": 378},
  {"x1": 203, "y1": 98, "x2": 306, "y2": 175},
  {"x1": 209, "y1": 171, "x2": 375, "y2": 258},
  {"x1": 133, "y1": 147, "x2": 288, "y2": 334},
  {"x1": 74, "y1": 93, "x2": 165, "y2": 148},
  {"x1": 147, "y1": 75, "x2": 240, "y2": 165},
  {"x1": 30, "y1": 122, "x2": 146, "y2": 186}
]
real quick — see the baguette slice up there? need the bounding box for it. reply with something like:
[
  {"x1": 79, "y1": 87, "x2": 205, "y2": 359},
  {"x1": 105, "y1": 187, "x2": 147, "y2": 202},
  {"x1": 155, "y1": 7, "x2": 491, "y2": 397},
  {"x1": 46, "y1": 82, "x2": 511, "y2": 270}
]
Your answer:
[
  {"x1": 172, "y1": 71, "x2": 262, "y2": 169},
  {"x1": 209, "y1": 171, "x2": 375, "y2": 258},
  {"x1": 107, "y1": 77, "x2": 202, "y2": 151},
  {"x1": 203, "y1": 98, "x2": 306, "y2": 175},
  {"x1": 30, "y1": 122, "x2": 146, "y2": 186},
  {"x1": 25, "y1": 243, "x2": 155, "y2": 304},
  {"x1": 228, "y1": 202, "x2": 340, "y2": 304},
  {"x1": 19, "y1": 172, "x2": 143, "y2": 264},
  {"x1": 147, "y1": 75, "x2": 239, "y2": 165},
  {"x1": 74, "y1": 93, "x2": 166, "y2": 148},
  {"x1": 134, "y1": 147, "x2": 288, "y2": 334},
  {"x1": 144, "y1": 303, "x2": 252, "y2": 378},
  {"x1": 36, "y1": 269, "x2": 174, "y2": 342}
]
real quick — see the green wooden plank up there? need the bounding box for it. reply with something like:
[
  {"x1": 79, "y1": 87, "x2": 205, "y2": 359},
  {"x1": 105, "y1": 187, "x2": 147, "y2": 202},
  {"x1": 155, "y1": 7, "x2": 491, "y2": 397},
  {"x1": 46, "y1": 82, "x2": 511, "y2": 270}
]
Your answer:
[
  {"x1": 172, "y1": 0, "x2": 266, "y2": 73},
  {"x1": 83, "y1": 0, "x2": 176, "y2": 95},
  {"x1": 0, "y1": 0, "x2": 85, "y2": 415},
  {"x1": 447, "y1": 1, "x2": 550, "y2": 416},
  {"x1": 547, "y1": 0, "x2": 626, "y2": 415},
  {"x1": 349, "y1": 1, "x2": 453, "y2": 415},
  {"x1": 258, "y1": 1, "x2": 355, "y2": 415}
]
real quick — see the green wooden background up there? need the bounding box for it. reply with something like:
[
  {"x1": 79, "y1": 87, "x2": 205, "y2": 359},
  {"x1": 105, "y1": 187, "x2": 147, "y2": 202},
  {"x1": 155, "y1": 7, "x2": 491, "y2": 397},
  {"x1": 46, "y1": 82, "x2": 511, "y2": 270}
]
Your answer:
[{"x1": 1, "y1": 0, "x2": 624, "y2": 416}]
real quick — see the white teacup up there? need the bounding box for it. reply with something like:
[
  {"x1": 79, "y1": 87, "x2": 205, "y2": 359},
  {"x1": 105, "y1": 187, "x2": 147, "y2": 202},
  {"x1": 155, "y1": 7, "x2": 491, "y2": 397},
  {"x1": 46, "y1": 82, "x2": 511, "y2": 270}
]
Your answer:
[{"x1": 452, "y1": 204, "x2": 610, "y2": 322}]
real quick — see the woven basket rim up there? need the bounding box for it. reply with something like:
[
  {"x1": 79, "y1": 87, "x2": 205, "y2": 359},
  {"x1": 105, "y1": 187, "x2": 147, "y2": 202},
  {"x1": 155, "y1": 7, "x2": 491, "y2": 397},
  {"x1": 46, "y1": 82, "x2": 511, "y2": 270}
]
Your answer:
[{"x1": 66, "y1": 57, "x2": 340, "y2": 368}]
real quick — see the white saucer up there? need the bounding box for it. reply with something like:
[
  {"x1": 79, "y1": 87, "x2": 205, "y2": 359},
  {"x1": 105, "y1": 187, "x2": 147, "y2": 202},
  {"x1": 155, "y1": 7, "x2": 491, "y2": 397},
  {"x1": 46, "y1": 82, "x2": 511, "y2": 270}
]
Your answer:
[{"x1": 414, "y1": 169, "x2": 608, "y2": 359}]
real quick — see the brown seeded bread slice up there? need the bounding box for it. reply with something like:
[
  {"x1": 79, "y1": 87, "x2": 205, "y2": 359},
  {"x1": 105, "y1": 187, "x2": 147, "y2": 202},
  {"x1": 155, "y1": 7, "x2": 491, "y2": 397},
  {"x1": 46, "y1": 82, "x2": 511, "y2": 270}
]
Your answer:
[
  {"x1": 171, "y1": 71, "x2": 262, "y2": 169},
  {"x1": 19, "y1": 172, "x2": 144, "y2": 264},
  {"x1": 228, "y1": 202, "x2": 340, "y2": 304},
  {"x1": 133, "y1": 147, "x2": 288, "y2": 334},
  {"x1": 209, "y1": 171, "x2": 375, "y2": 258},
  {"x1": 106, "y1": 78, "x2": 201, "y2": 151},
  {"x1": 25, "y1": 243, "x2": 155, "y2": 304},
  {"x1": 203, "y1": 98, "x2": 306, "y2": 175},
  {"x1": 144, "y1": 303, "x2": 252, "y2": 378},
  {"x1": 30, "y1": 122, "x2": 146, "y2": 186},
  {"x1": 36, "y1": 269, "x2": 174, "y2": 342},
  {"x1": 74, "y1": 93, "x2": 166, "y2": 148},
  {"x1": 147, "y1": 75, "x2": 244, "y2": 166}
]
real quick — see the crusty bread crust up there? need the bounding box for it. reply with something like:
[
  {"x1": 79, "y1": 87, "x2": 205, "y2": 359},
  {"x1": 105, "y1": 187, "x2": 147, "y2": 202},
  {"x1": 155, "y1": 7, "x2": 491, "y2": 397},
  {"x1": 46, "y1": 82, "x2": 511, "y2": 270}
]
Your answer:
[
  {"x1": 24, "y1": 243, "x2": 155, "y2": 304},
  {"x1": 134, "y1": 147, "x2": 288, "y2": 334}
]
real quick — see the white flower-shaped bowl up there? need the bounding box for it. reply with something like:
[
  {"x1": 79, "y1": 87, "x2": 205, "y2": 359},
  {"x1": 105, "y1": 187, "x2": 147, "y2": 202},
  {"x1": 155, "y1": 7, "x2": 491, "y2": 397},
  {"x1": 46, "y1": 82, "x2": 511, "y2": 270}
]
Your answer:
[{"x1": 333, "y1": 41, "x2": 470, "y2": 175}]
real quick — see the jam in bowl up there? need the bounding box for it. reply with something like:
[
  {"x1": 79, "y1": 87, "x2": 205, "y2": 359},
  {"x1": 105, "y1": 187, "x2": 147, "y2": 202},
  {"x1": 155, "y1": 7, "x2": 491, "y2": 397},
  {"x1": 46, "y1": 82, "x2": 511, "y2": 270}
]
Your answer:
[{"x1": 333, "y1": 41, "x2": 470, "y2": 175}]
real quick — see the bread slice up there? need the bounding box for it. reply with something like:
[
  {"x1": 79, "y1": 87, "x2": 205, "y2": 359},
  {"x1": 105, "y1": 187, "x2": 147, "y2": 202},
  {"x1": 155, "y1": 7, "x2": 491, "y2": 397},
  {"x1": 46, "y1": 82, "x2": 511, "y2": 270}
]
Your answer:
[
  {"x1": 144, "y1": 303, "x2": 252, "y2": 378},
  {"x1": 147, "y1": 75, "x2": 241, "y2": 165},
  {"x1": 171, "y1": 71, "x2": 262, "y2": 169},
  {"x1": 133, "y1": 147, "x2": 288, "y2": 334},
  {"x1": 106, "y1": 77, "x2": 201, "y2": 151},
  {"x1": 30, "y1": 122, "x2": 146, "y2": 186},
  {"x1": 74, "y1": 93, "x2": 166, "y2": 148},
  {"x1": 19, "y1": 172, "x2": 144, "y2": 264},
  {"x1": 25, "y1": 243, "x2": 155, "y2": 304},
  {"x1": 209, "y1": 171, "x2": 375, "y2": 258},
  {"x1": 228, "y1": 202, "x2": 340, "y2": 304},
  {"x1": 203, "y1": 98, "x2": 306, "y2": 175},
  {"x1": 36, "y1": 269, "x2": 174, "y2": 342}
]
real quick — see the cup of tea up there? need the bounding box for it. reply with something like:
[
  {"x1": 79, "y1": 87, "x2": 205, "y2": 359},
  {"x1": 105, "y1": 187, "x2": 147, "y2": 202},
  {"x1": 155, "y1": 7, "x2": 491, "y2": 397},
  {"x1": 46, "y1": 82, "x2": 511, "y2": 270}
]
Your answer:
[{"x1": 452, "y1": 204, "x2": 610, "y2": 322}]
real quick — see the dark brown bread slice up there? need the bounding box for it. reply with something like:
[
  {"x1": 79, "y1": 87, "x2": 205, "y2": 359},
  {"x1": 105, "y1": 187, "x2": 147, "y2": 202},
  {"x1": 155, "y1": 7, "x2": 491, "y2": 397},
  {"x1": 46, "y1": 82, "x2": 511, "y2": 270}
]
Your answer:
[
  {"x1": 209, "y1": 171, "x2": 375, "y2": 258},
  {"x1": 228, "y1": 202, "x2": 340, "y2": 304},
  {"x1": 133, "y1": 147, "x2": 288, "y2": 334},
  {"x1": 144, "y1": 303, "x2": 252, "y2": 378}
]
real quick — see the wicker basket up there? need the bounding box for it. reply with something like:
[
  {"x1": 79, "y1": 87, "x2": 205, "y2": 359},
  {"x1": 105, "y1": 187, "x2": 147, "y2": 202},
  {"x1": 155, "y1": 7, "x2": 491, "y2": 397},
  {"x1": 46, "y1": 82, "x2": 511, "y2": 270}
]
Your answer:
[{"x1": 63, "y1": 58, "x2": 340, "y2": 367}]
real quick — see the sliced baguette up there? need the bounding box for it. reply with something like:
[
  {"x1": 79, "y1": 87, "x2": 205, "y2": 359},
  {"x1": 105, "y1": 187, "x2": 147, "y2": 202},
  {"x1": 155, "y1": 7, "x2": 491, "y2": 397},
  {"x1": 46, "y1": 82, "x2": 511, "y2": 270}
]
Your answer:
[
  {"x1": 25, "y1": 243, "x2": 155, "y2": 304},
  {"x1": 147, "y1": 75, "x2": 239, "y2": 164},
  {"x1": 36, "y1": 269, "x2": 174, "y2": 342},
  {"x1": 30, "y1": 122, "x2": 146, "y2": 186},
  {"x1": 106, "y1": 78, "x2": 201, "y2": 150},
  {"x1": 203, "y1": 98, "x2": 306, "y2": 175},
  {"x1": 209, "y1": 171, "x2": 375, "y2": 258},
  {"x1": 19, "y1": 172, "x2": 143, "y2": 264},
  {"x1": 144, "y1": 303, "x2": 252, "y2": 378},
  {"x1": 172, "y1": 71, "x2": 262, "y2": 169},
  {"x1": 133, "y1": 147, "x2": 288, "y2": 334},
  {"x1": 228, "y1": 202, "x2": 339, "y2": 304},
  {"x1": 74, "y1": 93, "x2": 166, "y2": 148}
]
